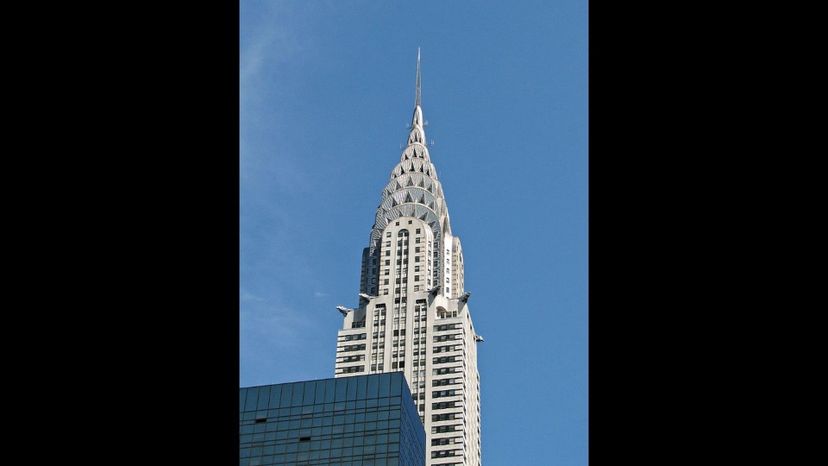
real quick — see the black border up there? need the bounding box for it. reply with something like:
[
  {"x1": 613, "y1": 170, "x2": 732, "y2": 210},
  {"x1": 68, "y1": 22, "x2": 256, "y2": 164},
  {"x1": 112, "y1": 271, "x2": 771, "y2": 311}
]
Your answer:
[
  {"x1": 589, "y1": 2, "x2": 730, "y2": 462},
  {"x1": 27, "y1": 2, "x2": 242, "y2": 463}
]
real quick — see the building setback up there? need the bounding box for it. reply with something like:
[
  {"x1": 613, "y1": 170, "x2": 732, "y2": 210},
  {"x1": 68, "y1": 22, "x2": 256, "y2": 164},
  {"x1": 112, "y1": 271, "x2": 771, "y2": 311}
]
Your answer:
[
  {"x1": 240, "y1": 373, "x2": 425, "y2": 466},
  {"x1": 334, "y1": 50, "x2": 483, "y2": 466}
]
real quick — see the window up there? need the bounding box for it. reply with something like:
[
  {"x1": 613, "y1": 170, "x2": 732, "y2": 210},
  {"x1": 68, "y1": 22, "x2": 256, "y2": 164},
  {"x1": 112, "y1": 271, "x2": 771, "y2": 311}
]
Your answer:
[
  {"x1": 432, "y1": 401, "x2": 458, "y2": 410},
  {"x1": 432, "y1": 437, "x2": 460, "y2": 446},
  {"x1": 339, "y1": 354, "x2": 366, "y2": 363},
  {"x1": 416, "y1": 228, "x2": 421, "y2": 234},
  {"x1": 408, "y1": 220, "x2": 412, "y2": 224},
  {"x1": 395, "y1": 221, "x2": 400, "y2": 225},
  {"x1": 386, "y1": 232, "x2": 391, "y2": 237},
  {"x1": 415, "y1": 266, "x2": 420, "y2": 272},
  {"x1": 337, "y1": 366, "x2": 364, "y2": 374},
  {"x1": 341, "y1": 333, "x2": 367, "y2": 341},
  {"x1": 341, "y1": 344, "x2": 366, "y2": 352},
  {"x1": 385, "y1": 251, "x2": 390, "y2": 256},
  {"x1": 431, "y1": 424, "x2": 458, "y2": 433}
]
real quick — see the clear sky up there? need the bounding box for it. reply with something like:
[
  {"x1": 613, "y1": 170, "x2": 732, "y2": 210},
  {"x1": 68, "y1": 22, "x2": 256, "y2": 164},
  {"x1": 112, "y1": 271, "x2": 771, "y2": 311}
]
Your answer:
[{"x1": 241, "y1": 1, "x2": 587, "y2": 464}]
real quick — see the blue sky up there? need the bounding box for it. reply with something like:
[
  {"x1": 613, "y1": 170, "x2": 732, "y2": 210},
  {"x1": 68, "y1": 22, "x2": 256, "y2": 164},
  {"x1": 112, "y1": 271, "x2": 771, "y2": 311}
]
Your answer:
[{"x1": 241, "y1": 1, "x2": 587, "y2": 464}]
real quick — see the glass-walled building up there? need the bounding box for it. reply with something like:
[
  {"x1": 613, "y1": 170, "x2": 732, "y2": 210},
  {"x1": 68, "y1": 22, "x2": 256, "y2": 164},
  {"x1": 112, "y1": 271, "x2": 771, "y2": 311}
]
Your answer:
[{"x1": 240, "y1": 372, "x2": 425, "y2": 466}]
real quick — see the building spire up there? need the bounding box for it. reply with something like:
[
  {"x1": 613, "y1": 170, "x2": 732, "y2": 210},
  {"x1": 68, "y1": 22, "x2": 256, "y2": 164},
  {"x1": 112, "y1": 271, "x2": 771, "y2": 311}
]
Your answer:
[
  {"x1": 409, "y1": 48, "x2": 425, "y2": 144},
  {"x1": 415, "y1": 47, "x2": 421, "y2": 108}
]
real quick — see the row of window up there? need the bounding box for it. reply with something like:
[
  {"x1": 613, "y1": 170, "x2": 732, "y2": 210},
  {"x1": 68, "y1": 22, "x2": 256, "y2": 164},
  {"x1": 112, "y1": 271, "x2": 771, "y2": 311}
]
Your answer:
[
  {"x1": 241, "y1": 376, "x2": 411, "y2": 413},
  {"x1": 431, "y1": 425, "x2": 460, "y2": 434},
  {"x1": 337, "y1": 355, "x2": 365, "y2": 364},
  {"x1": 370, "y1": 342, "x2": 409, "y2": 351},
  {"x1": 384, "y1": 225, "x2": 421, "y2": 236},
  {"x1": 432, "y1": 413, "x2": 460, "y2": 422},
  {"x1": 241, "y1": 451, "x2": 404, "y2": 466},
  {"x1": 240, "y1": 403, "x2": 405, "y2": 423},
  {"x1": 242, "y1": 428, "x2": 406, "y2": 448},
  {"x1": 339, "y1": 333, "x2": 367, "y2": 342},
  {"x1": 241, "y1": 420, "x2": 405, "y2": 440},
  {"x1": 433, "y1": 344, "x2": 458, "y2": 354},
  {"x1": 432, "y1": 378, "x2": 460, "y2": 387},
  {"x1": 431, "y1": 435, "x2": 462, "y2": 446},
  {"x1": 241, "y1": 419, "x2": 405, "y2": 440},
  {"x1": 432, "y1": 389, "x2": 458, "y2": 399},
  {"x1": 431, "y1": 448, "x2": 462, "y2": 458},
  {"x1": 433, "y1": 356, "x2": 459, "y2": 364},
  {"x1": 431, "y1": 401, "x2": 461, "y2": 410},
  {"x1": 433, "y1": 334, "x2": 457, "y2": 342},
  {"x1": 434, "y1": 323, "x2": 462, "y2": 332},
  {"x1": 340, "y1": 344, "x2": 366, "y2": 352}
]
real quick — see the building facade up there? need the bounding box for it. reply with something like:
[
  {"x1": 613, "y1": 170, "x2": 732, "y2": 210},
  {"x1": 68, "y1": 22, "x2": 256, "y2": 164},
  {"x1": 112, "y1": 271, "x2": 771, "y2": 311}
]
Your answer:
[
  {"x1": 240, "y1": 373, "x2": 425, "y2": 466},
  {"x1": 334, "y1": 51, "x2": 483, "y2": 466}
]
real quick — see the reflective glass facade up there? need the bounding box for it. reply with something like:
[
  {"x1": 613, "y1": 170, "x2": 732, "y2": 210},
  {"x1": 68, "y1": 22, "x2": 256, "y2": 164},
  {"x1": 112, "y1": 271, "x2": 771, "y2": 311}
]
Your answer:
[{"x1": 240, "y1": 373, "x2": 425, "y2": 466}]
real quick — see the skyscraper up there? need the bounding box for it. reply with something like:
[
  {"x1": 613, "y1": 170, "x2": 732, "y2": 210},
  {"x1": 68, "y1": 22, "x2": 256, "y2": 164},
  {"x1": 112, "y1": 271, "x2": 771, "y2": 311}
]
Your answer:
[{"x1": 334, "y1": 50, "x2": 482, "y2": 466}]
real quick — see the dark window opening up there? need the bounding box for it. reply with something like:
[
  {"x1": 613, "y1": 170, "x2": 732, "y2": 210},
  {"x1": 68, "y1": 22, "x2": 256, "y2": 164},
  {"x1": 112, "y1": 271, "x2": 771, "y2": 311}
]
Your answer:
[
  {"x1": 299, "y1": 436, "x2": 311, "y2": 442},
  {"x1": 255, "y1": 418, "x2": 267, "y2": 423}
]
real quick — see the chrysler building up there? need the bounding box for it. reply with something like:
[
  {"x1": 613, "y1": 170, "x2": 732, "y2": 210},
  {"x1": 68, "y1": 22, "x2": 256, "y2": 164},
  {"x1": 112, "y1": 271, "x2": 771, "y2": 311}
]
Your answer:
[{"x1": 334, "y1": 50, "x2": 483, "y2": 466}]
